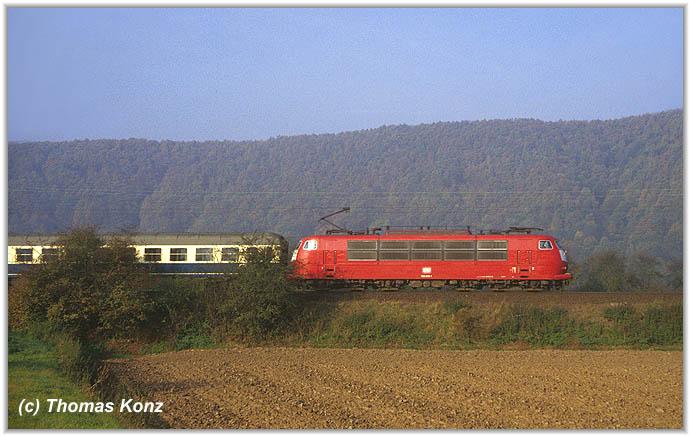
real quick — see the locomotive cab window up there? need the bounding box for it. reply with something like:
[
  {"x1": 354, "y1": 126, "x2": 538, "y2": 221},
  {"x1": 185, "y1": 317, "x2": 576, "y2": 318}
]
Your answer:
[
  {"x1": 303, "y1": 240, "x2": 318, "y2": 251},
  {"x1": 195, "y1": 247, "x2": 213, "y2": 262},
  {"x1": 15, "y1": 248, "x2": 33, "y2": 263},
  {"x1": 144, "y1": 248, "x2": 161, "y2": 262},
  {"x1": 221, "y1": 247, "x2": 239, "y2": 262},
  {"x1": 170, "y1": 248, "x2": 187, "y2": 262},
  {"x1": 539, "y1": 240, "x2": 553, "y2": 250}
]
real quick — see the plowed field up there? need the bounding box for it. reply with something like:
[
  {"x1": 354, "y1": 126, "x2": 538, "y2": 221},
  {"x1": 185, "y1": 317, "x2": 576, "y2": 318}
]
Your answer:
[{"x1": 107, "y1": 348, "x2": 682, "y2": 429}]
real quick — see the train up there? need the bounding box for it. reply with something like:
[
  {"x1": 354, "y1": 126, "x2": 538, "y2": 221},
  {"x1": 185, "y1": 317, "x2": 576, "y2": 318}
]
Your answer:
[
  {"x1": 8, "y1": 224, "x2": 571, "y2": 291},
  {"x1": 291, "y1": 226, "x2": 571, "y2": 291},
  {"x1": 8, "y1": 233, "x2": 288, "y2": 277}
]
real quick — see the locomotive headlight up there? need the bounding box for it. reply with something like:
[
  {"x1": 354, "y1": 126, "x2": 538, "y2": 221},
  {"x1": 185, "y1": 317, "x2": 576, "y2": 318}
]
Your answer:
[{"x1": 291, "y1": 249, "x2": 298, "y2": 262}]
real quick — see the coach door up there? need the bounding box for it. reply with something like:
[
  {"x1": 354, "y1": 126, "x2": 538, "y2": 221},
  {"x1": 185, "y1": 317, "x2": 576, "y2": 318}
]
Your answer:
[
  {"x1": 517, "y1": 250, "x2": 532, "y2": 277},
  {"x1": 323, "y1": 250, "x2": 337, "y2": 277}
]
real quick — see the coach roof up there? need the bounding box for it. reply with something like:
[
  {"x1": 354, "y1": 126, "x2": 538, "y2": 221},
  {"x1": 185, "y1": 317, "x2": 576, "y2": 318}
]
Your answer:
[{"x1": 8, "y1": 233, "x2": 285, "y2": 246}]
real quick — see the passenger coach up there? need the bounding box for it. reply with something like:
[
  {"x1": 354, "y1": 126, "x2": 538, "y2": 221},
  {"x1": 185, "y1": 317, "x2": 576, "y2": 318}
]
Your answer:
[{"x1": 8, "y1": 233, "x2": 287, "y2": 276}]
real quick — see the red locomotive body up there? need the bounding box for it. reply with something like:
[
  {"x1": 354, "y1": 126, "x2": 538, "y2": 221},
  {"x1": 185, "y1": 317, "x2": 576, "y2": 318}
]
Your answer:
[{"x1": 291, "y1": 230, "x2": 571, "y2": 291}]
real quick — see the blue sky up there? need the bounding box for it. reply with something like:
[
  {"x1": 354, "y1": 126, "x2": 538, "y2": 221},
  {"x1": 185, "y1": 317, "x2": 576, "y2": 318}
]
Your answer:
[{"x1": 8, "y1": 8, "x2": 683, "y2": 141}]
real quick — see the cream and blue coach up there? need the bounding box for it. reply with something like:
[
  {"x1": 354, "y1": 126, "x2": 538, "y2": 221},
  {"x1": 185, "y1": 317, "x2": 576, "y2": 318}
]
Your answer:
[{"x1": 8, "y1": 233, "x2": 288, "y2": 276}]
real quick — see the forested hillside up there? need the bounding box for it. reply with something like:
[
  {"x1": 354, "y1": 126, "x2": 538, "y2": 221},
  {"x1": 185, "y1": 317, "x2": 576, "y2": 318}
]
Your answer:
[{"x1": 9, "y1": 109, "x2": 682, "y2": 262}]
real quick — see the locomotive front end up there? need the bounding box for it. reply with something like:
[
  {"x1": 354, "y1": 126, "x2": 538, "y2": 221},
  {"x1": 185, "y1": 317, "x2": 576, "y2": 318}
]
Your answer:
[{"x1": 290, "y1": 237, "x2": 322, "y2": 279}]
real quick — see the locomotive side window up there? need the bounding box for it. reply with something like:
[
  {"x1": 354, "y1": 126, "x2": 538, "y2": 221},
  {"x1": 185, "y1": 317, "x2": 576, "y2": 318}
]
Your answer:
[
  {"x1": 380, "y1": 241, "x2": 409, "y2": 260},
  {"x1": 380, "y1": 241, "x2": 409, "y2": 250},
  {"x1": 412, "y1": 241, "x2": 442, "y2": 250},
  {"x1": 41, "y1": 248, "x2": 60, "y2": 262},
  {"x1": 379, "y1": 251, "x2": 409, "y2": 260},
  {"x1": 445, "y1": 251, "x2": 475, "y2": 260},
  {"x1": 444, "y1": 240, "x2": 475, "y2": 261},
  {"x1": 347, "y1": 240, "x2": 377, "y2": 261},
  {"x1": 170, "y1": 248, "x2": 187, "y2": 262},
  {"x1": 477, "y1": 251, "x2": 508, "y2": 260},
  {"x1": 348, "y1": 251, "x2": 378, "y2": 260},
  {"x1": 221, "y1": 247, "x2": 239, "y2": 262},
  {"x1": 15, "y1": 248, "x2": 33, "y2": 263},
  {"x1": 348, "y1": 240, "x2": 377, "y2": 250},
  {"x1": 539, "y1": 240, "x2": 553, "y2": 250},
  {"x1": 196, "y1": 247, "x2": 213, "y2": 262},
  {"x1": 411, "y1": 240, "x2": 442, "y2": 260},
  {"x1": 477, "y1": 240, "x2": 508, "y2": 261},
  {"x1": 411, "y1": 250, "x2": 443, "y2": 260},
  {"x1": 477, "y1": 240, "x2": 508, "y2": 250},
  {"x1": 144, "y1": 248, "x2": 162, "y2": 262}
]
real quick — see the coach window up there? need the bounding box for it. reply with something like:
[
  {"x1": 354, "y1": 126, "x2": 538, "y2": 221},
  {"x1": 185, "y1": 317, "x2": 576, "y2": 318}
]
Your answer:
[
  {"x1": 170, "y1": 248, "x2": 187, "y2": 262},
  {"x1": 244, "y1": 247, "x2": 260, "y2": 262},
  {"x1": 196, "y1": 248, "x2": 213, "y2": 262},
  {"x1": 221, "y1": 247, "x2": 239, "y2": 262},
  {"x1": 41, "y1": 248, "x2": 60, "y2": 262},
  {"x1": 144, "y1": 248, "x2": 162, "y2": 262},
  {"x1": 15, "y1": 248, "x2": 33, "y2": 263},
  {"x1": 539, "y1": 240, "x2": 553, "y2": 250}
]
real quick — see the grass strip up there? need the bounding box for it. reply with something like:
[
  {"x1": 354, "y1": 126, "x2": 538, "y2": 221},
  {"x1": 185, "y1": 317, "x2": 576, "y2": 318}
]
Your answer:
[{"x1": 8, "y1": 331, "x2": 123, "y2": 429}]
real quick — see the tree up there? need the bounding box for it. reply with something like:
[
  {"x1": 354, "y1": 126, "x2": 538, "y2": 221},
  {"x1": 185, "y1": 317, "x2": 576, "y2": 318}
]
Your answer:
[
  {"x1": 625, "y1": 252, "x2": 665, "y2": 292},
  {"x1": 577, "y1": 250, "x2": 627, "y2": 292}
]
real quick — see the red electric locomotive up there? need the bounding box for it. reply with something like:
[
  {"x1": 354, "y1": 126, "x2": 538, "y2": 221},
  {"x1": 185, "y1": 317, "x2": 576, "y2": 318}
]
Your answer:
[{"x1": 291, "y1": 224, "x2": 571, "y2": 291}]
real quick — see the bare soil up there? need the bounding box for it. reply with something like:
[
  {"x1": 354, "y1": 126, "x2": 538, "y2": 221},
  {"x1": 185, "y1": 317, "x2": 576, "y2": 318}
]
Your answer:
[{"x1": 107, "y1": 348, "x2": 682, "y2": 429}]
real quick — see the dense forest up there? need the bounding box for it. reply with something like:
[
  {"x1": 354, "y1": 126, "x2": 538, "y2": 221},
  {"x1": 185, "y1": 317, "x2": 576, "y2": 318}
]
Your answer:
[{"x1": 9, "y1": 109, "x2": 682, "y2": 263}]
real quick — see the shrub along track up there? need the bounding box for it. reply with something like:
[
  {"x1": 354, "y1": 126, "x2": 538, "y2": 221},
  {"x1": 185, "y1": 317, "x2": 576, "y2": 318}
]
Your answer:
[
  {"x1": 302, "y1": 290, "x2": 682, "y2": 306},
  {"x1": 105, "y1": 348, "x2": 682, "y2": 429}
]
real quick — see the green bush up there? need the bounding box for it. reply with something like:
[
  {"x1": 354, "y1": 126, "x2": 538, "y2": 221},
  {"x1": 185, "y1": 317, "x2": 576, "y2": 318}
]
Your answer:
[
  {"x1": 311, "y1": 303, "x2": 435, "y2": 348},
  {"x1": 601, "y1": 304, "x2": 682, "y2": 346},
  {"x1": 21, "y1": 228, "x2": 153, "y2": 343},
  {"x1": 217, "y1": 247, "x2": 297, "y2": 340},
  {"x1": 639, "y1": 305, "x2": 682, "y2": 345},
  {"x1": 442, "y1": 299, "x2": 470, "y2": 314},
  {"x1": 602, "y1": 304, "x2": 639, "y2": 344},
  {"x1": 53, "y1": 334, "x2": 106, "y2": 385},
  {"x1": 143, "y1": 277, "x2": 211, "y2": 340},
  {"x1": 490, "y1": 306, "x2": 575, "y2": 346},
  {"x1": 175, "y1": 322, "x2": 214, "y2": 351}
]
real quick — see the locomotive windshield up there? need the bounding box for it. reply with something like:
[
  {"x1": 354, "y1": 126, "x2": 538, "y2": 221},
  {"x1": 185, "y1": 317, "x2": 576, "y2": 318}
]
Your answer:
[
  {"x1": 291, "y1": 240, "x2": 302, "y2": 262},
  {"x1": 555, "y1": 240, "x2": 568, "y2": 262}
]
